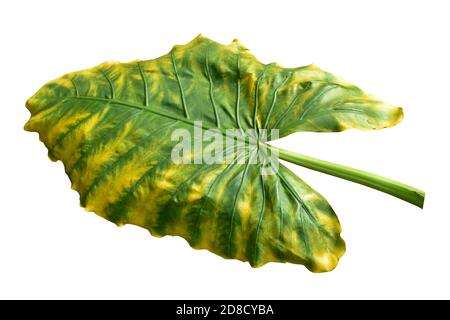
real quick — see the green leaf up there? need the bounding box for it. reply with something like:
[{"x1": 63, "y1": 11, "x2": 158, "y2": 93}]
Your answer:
[{"x1": 25, "y1": 34, "x2": 407, "y2": 272}]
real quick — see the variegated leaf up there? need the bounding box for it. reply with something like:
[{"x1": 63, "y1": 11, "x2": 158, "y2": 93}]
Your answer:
[{"x1": 25, "y1": 35, "x2": 402, "y2": 272}]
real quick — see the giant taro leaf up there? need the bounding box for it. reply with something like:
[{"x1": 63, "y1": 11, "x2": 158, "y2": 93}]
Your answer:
[{"x1": 25, "y1": 35, "x2": 405, "y2": 272}]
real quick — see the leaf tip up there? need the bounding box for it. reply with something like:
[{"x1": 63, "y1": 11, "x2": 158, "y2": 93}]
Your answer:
[
  {"x1": 194, "y1": 33, "x2": 205, "y2": 41},
  {"x1": 25, "y1": 94, "x2": 40, "y2": 115},
  {"x1": 391, "y1": 105, "x2": 404, "y2": 127},
  {"x1": 309, "y1": 239, "x2": 346, "y2": 273}
]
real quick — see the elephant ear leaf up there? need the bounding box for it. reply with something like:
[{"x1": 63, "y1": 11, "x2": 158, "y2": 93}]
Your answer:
[{"x1": 24, "y1": 34, "x2": 403, "y2": 272}]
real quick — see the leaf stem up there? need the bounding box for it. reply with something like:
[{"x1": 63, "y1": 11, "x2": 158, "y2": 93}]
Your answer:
[{"x1": 271, "y1": 146, "x2": 425, "y2": 208}]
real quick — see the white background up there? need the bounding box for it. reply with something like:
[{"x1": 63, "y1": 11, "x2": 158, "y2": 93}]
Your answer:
[{"x1": 1, "y1": 0, "x2": 449, "y2": 299}]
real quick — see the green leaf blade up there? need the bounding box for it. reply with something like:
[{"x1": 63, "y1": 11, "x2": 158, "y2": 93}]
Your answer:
[{"x1": 25, "y1": 35, "x2": 407, "y2": 272}]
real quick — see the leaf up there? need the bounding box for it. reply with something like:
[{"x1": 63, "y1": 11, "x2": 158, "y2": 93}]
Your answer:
[{"x1": 24, "y1": 34, "x2": 403, "y2": 272}]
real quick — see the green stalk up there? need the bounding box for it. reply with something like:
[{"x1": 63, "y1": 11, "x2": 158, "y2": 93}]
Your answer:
[{"x1": 270, "y1": 146, "x2": 425, "y2": 208}]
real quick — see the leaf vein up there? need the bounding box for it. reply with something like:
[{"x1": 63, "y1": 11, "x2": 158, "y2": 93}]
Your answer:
[
  {"x1": 262, "y1": 73, "x2": 290, "y2": 128},
  {"x1": 99, "y1": 69, "x2": 115, "y2": 99},
  {"x1": 205, "y1": 49, "x2": 221, "y2": 128},
  {"x1": 171, "y1": 50, "x2": 190, "y2": 119},
  {"x1": 226, "y1": 149, "x2": 255, "y2": 256},
  {"x1": 235, "y1": 53, "x2": 243, "y2": 130},
  {"x1": 253, "y1": 66, "x2": 268, "y2": 133},
  {"x1": 137, "y1": 61, "x2": 149, "y2": 107},
  {"x1": 69, "y1": 77, "x2": 79, "y2": 97},
  {"x1": 253, "y1": 172, "x2": 266, "y2": 263}
]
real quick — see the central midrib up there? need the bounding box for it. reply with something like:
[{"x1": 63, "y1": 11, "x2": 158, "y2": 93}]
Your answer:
[{"x1": 69, "y1": 95, "x2": 268, "y2": 145}]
